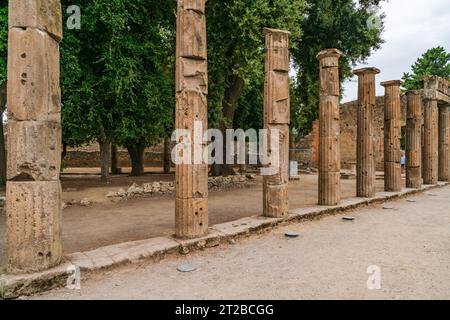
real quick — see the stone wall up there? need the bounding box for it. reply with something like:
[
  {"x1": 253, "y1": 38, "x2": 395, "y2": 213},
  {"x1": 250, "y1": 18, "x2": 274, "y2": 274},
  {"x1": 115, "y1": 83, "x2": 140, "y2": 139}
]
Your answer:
[{"x1": 291, "y1": 95, "x2": 407, "y2": 171}]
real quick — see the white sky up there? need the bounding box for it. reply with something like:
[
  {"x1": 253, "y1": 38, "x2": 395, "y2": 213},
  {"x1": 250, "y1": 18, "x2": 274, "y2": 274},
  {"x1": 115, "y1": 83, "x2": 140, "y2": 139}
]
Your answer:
[{"x1": 342, "y1": 0, "x2": 450, "y2": 102}]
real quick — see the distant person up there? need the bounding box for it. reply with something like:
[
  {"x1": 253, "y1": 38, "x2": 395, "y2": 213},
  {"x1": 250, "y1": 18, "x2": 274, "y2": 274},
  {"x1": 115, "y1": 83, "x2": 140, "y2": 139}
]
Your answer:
[{"x1": 400, "y1": 155, "x2": 406, "y2": 171}]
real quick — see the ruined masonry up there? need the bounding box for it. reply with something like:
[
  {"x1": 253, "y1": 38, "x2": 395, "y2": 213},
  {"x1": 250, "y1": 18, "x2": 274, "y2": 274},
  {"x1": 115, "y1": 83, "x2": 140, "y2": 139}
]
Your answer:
[
  {"x1": 263, "y1": 28, "x2": 290, "y2": 218},
  {"x1": 381, "y1": 80, "x2": 402, "y2": 192},
  {"x1": 316, "y1": 49, "x2": 342, "y2": 206},
  {"x1": 6, "y1": 0, "x2": 63, "y2": 273},
  {"x1": 353, "y1": 67, "x2": 380, "y2": 198},
  {"x1": 175, "y1": 0, "x2": 209, "y2": 238}
]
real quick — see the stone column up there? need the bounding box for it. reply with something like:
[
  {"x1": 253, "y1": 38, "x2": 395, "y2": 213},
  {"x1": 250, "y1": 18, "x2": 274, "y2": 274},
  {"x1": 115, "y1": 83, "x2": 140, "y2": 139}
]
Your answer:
[
  {"x1": 6, "y1": 1, "x2": 63, "y2": 273},
  {"x1": 316, "y1": 49, "x2": 342, "y2": 206},
  {"x1": 353, "y1": 67, "x2": 380, "y2": 198},
  {"x1": 263, "y1": 28, "x2": 290, "y2": 218},
  {"x1": 175, "y1": 0, "x2": 208, "y2": 238},
  {"x1": 422, "y1": 98, "x2": 439, "y2": 184},
  {"x1": 438, "y1": 105, "x2": 450, "y2": 181},
  {"x1": 381, "y1": 80, "x2": 402, "y2": 192},
  {"x1": 405, "y1": 91, "x2": 423, "y2": 188}
]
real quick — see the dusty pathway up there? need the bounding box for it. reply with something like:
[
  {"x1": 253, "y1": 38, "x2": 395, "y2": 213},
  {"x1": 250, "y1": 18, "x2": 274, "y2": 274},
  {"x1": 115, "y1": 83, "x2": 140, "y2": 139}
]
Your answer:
[{"x1": 33, "y1": 185, "x2": 450, "y2": 300}]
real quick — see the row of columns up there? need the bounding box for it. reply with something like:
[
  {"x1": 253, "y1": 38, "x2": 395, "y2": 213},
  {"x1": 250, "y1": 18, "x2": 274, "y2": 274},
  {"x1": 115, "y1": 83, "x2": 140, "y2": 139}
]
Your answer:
[
  {"x1": 5, "y1": 0, "x2": 449, "y2": 274},
  {"x1": 317, "y1": 57, "x2": 450, "y2": 206}
]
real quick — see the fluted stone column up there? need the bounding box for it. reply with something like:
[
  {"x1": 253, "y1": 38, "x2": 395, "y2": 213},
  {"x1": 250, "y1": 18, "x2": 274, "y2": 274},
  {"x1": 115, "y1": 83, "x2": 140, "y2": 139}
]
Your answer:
[
  {"x1": 6, "y1": 0, "x2": 63, "y2": 273},
  {"x1": 353, "y1": 67, "x2": 380, "y2": 198},
  {"x1": 263, "y1": 28, "x2": 290, "y2": 218},
  {"x1": 175, "y1": 0, "x2": 208, "y2": 238},
  {"x1": 438, "y1": 105, "x2": 450, "y2": 181},
  {"x1": 406, "y1": 91, "x2": 423, "y2": 188},
  {"x1": 422, "y1": 98, "x2": 439, "y2": 185},
  {"x1": 316, "y1": 49, "x2": 342, "y2": 206},
  {"x1": 381, "y1": 80, "x2": 402, "y2": 192}
]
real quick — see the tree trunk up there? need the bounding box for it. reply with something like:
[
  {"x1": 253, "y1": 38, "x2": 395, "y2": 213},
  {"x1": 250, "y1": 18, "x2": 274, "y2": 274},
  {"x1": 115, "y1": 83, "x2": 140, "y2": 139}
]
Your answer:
[
  {"x1": 111, "y1": 144, "x2": 120, "y2": 174},
  {"x1": 210, "y1": 75, "x2": 244, "y2": 177},
  {"x1": 99, "y1": 139, "x2": 111, "y2": 184},
  {"x1": 163, "y1": 137, "x2": 171, "y2": 174},
  {"x1": 127, "y1": 144, "x2": 145, "y2": 176},
  {"x1": 0, "y1": 82, "x2": 6, "y2": 186}
]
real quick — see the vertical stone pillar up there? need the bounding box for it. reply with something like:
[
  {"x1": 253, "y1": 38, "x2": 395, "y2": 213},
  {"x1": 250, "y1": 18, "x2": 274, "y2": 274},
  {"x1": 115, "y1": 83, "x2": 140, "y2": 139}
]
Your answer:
[
  {"x1": 6, "y1": 1, "x2": 63, "y2": 273},
  {"x1": 263, "y1": 28, "x2": 290, "y2": 218},
  {"x1": 405, "y1": 91, "x2": 423, "y2": 188},
  {"x1": 438, "y1": 105, "x2": 450, "y2": 181},
  {"x1": 175, "y1": 0, "x2": 208, "y2": 238},
  {"x1": 353, "y1": 67, "x2": 380, "y2": 198},
  {"x1": 381, "y1": 80, "x2": 402, "y2": 192},
  {"x1": 316, "y1": 49, "x2": 342, "y2": 206},
  {"x1": 422, "y1": 98, "x2": 439, "y2": 184}
]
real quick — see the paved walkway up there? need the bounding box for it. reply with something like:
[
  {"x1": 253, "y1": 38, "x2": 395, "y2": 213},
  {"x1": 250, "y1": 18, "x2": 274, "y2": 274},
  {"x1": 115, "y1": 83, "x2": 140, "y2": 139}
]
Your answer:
[{"x1": 33, "y1": 185, "x2": 450, "y2": 300}]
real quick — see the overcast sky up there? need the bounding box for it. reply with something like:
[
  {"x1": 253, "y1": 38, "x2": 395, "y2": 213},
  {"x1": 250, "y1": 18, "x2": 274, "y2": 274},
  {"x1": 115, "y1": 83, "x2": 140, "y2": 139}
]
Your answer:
[{"x1": 342, "y1": 0, "x2": 450, "y2": 102}]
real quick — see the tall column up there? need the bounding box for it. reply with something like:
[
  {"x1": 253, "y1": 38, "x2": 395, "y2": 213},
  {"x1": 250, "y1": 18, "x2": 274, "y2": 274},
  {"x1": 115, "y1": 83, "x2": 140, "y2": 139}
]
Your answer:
[
  {"x1": 316, "y1": 49, "x2": 342, "y2": 206},
  {"x1": 438, "y1": 105, "x2": 450, "y2": 181},
  {"x1": 353, "y1": 67, "x2": 380, "y2": 198},
  {"x1": 381, "y1": 80, "x2": 402, "y2": 192},
  {"x1": 406, "y1": 91, "x2": 423, "y2": 188},
  {"x1": 175, "y1": 0, "x2": 208, "y2": 238},
  {"x1": 263, "y1": 28, "x2": 290, "y2": 218},
  {"x1": 6, "y1": 1, "x2": 63, "y2": 273},
  {"x1": 422, "y1": 98, "x2": 439, "y2": 184}
]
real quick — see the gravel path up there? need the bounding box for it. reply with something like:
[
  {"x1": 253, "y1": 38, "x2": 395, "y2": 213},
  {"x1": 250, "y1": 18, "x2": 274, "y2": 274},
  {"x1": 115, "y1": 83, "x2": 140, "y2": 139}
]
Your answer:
[{"x1": 33, "y1": 186, "x2": 450, "y2": 300}]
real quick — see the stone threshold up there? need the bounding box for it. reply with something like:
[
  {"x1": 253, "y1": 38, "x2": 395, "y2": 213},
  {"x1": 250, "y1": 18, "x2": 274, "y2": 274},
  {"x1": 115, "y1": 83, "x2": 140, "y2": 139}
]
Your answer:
[{"x1": 1, "y1": 182, "x2": 448, "y2": 299}]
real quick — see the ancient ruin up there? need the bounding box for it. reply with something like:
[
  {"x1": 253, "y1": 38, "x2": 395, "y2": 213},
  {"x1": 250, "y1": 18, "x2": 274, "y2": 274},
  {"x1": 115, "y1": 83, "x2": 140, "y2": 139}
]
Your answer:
[
  {"x1": 175, "y1": 0, "x2": 209, "y2": 238},
  {"x1": 262, "y1": 28, "x2": 290, "y2": 218},
  {"x1": 353, "y1": 67, "x2": 380, "y2": 198},
  {"x1": 406, "y1": 91, "x2": 423, "y2": 189},
  {"x1": 381, "y1": 80, "x2": 402, "y2": 192},
  {"x1": 5, "y1": 0, "x2": 63, "y2": 273},
  {"x1": 316, "y1": 49, "x2": 342, "y2": 206}
]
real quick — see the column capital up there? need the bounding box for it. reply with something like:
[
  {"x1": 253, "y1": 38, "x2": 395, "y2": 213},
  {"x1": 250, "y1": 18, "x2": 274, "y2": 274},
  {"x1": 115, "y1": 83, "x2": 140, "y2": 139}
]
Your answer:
[
  {"x1": 316, "y1": 48, "x2": 342, "y2": 61},
  {"x1": 263, "y1": 28, "x2": 291, "y2": 36},
  {"x1": 381, "y1": 80, "x2": 402, "y2": 87},
  {"x1": 353, "y1": 67, "x2": 380, "y2": 76},
  {"x1": 406, "y1": 90, "x2": 422, "y2": 96}
]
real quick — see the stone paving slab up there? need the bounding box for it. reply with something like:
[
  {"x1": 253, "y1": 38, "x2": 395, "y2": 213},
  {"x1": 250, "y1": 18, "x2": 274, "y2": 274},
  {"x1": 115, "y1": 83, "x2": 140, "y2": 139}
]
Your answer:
[{"x1": 1, "y1": 182, "x2": 448, "y2": 299}]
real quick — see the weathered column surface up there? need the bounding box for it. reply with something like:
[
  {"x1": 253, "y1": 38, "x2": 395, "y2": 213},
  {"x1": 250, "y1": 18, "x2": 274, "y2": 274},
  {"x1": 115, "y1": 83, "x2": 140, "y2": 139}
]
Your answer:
[
  {"x1": 353, "y1": 67, "x2": 380, "y2": 198},
  {"x1": 381, "y1": 80, "x2": 402, "y2": 192},
  {"x1": 316, "y1": 49, "x2": 342, "y2": 205},
  {"x1": 6, "y1": 0, "x2": 63, "y2": 273},
  {"x1": 406, "y1": 91, "x2": 423, "y2": 188},
  {"x1": 263, "y1": 28, "x2": 290, "y2": 218},
  {"x1": 175, "y1": 0, "x2": 208, "y2": 238},
  {"x1": 422, "y1": 77, "x2": 440, "y2": 185},
  {"x1": 438, "y1": 105, "x2": 450, "y2": 181}
]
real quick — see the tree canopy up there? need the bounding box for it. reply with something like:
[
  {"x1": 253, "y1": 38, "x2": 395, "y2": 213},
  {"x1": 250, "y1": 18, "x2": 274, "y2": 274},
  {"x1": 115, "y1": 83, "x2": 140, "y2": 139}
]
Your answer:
[{"x1": 402, "y1": 46, "x2": 450, "y2": 91}]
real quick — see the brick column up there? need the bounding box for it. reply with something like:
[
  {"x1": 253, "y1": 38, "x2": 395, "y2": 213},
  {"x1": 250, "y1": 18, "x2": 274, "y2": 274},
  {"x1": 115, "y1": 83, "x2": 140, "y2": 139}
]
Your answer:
[
  {"x1": 422, "y1": 98, "x2": 439, "y2": 184},
  {"x1": 405, "y1": 91, "x2": 423, "y2": 188},
  {"x1": 353, "y1": 67, "x2": 380, "y2": 198},
  {"x1": 381, "y1": 80, "x2": 402, "y2": 192},
  {"x1": 175, "y1": 0, "x2": 208, "y2": 238},
  {"x1": 263, "y1": 28, "x2": 290, "y2": 218},
  {"x1": 438, "y1": 105, "x2": 450, "y2": 181},
  {"x1": 316, "y1": 49, "x2": 342, "y2": 205},
  {"x1": 6, "y1": 0, "x2": 63, "y2": 273}
]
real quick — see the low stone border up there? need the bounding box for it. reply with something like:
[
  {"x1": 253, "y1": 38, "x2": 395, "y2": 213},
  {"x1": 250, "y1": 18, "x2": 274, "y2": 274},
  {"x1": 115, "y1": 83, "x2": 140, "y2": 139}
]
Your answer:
[{"x1": 1, "y1": 182, "x2": 448, "y2": 299}]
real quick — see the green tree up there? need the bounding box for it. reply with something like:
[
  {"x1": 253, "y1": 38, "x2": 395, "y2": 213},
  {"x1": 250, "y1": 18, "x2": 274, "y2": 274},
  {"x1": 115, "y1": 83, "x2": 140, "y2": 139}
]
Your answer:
[
  {"x1": 61, "y1": 0, "x2": 176, "y2": 180},
  {"x1": 402, "y1": 46, "x2": 450, "y2": 91},
  {"x1": 291, "y1": 0, "x2": 386, "y2": 135},
  {"x1": 207, "y1": 0, "x2": 305, "y2": 176}
]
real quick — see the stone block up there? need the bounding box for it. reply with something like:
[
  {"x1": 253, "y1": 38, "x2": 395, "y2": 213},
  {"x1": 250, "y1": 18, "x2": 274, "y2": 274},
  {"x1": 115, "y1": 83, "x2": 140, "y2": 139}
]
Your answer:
[
  {"x1": 7, "y1": 120, "x2": 61, "y2": 181},
  {"x1": 6, "y1": 181, "x2": 62, "y2": 273},
  {"x1": 7, "y1": 28, "x2": 61, "y2": 122},
  {"x1": 175, "y1": 197, "x2": 208, "y2": 238},
  {"x1": 263, "y1": 184, "x2": 289, "y2": 218},
  {"x1": 9, "y1": 0, "x2": 62, "y2": 42}
]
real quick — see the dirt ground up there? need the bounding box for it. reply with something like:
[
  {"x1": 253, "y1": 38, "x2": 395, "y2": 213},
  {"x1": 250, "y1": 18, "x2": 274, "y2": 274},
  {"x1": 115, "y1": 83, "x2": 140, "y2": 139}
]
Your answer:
[
  {"x1": 32, "y1": 185, "x2": 450, "y2": 300},
  {"x1": 0, "y1": 172, "x2": 386, "y2": 268}
]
